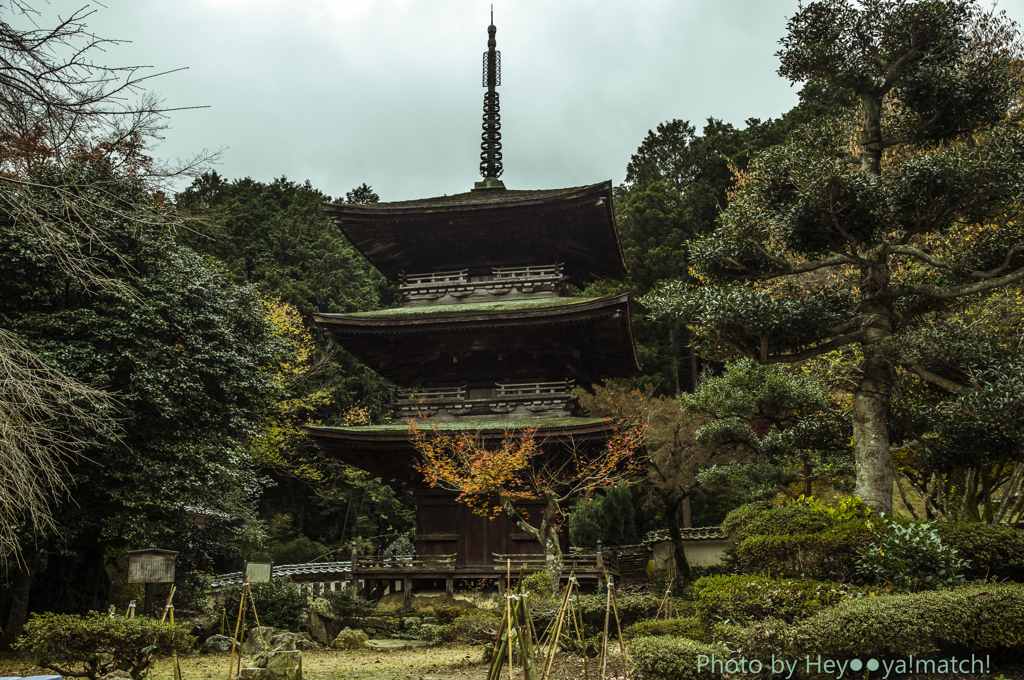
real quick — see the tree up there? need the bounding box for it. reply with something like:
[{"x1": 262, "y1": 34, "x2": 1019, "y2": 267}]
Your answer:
[
  {"x1": 681, "y1": 359, "x2": 854, "y2": 500},
  {"x1": 0, "y1": 152, "x2": 285, "y2": 631},
  {"x1": 0, "y1": 1, "x2": 215, "y2": 568},
  {"x1": 643, "y1": 0, "x2": 1024, "y2": 512},
  {"x1": 410, "y1": 417, "x2": 645, "y2": 586}
]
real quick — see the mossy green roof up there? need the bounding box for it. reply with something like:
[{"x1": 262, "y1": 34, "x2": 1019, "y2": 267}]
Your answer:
[
  {"x1": 305, "y1": 417, "x2": 611, "y2": 434},
  {"x1": 321, "y1": 296, "x2": 598, "y2": 321}
]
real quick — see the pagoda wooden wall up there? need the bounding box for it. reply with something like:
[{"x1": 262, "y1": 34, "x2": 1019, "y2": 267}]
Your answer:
[{"x1": 414, "y1": 490, "x2": 564, "y2": 567}]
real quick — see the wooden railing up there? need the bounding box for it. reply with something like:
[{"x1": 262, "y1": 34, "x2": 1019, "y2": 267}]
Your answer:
[
  {"x1": 496, "y1": 379, "x2": 574, "y2": 397},
  {"x1": 491, "y1": 552, "x2": 603, "y2": 573},
  {"x1": 351, "y1": 554, "x2": 456, "y2": 571},
  {"x1": 491, "y1": 264, "x2": 563, "y2": 281},
  {"x1": 400, "y1": 270, "x2": 468, "y2": 287}
]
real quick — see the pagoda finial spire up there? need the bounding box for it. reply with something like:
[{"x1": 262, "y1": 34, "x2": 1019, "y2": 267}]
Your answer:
[{"x1": 474, "y1": 8, "x2": 506, "y2": 191}]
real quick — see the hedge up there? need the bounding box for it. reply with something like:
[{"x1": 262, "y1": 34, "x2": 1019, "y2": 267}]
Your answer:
[
  {"x1": 784, "y1": 582, "x2": 1024, "y2": 657},
  {"x1": 692, "y1": 575, "x2": 850, "y2": 624},
  {"x1": 937, "y1": 522, "x2": 1024, "y2": 582},
  {"x1": 734, "y1": 524, "x2": 871, "y2": 581},
  {"x1": 623, "y1": 616, "x2": 708, "y2": 642},
  {"x1": 15, "y1": 612, "x2": 194, "y2": 680},
  {"x1": 627, "y1": 636, "x2": 727, "y2": 680}
]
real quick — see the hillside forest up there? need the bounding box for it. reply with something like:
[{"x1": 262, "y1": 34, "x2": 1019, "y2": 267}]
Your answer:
[{"x1": 2, "y1": 0, "x2": 1024, "y2": 642}]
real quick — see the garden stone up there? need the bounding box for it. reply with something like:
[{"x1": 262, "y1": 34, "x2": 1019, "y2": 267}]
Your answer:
[
  {"x1": 422, "y1": 616, "x2": 438, "y2": 625},
  {"x1": 333, "y1": 627, "x2": 369, "y2": 649},
  {"x1": 202, "y1": 634, "x2": 235, "y2": 654},
  {"x1": 361, "y1": 616, "x2": 398, "y2": 633},
  {"x1": 240, "y1": 650, "x2": 302, "y2": 680},
  {"x1": 306, "y1": 598, "x2": 338, "y2": 646},
  {"x1": 401, "y1": 616, "x2": 422, "y2": 629},
  {"x1": 363, "y1": 639, "x2": 428, "y2": 651},
  {"x1": 241, "y1": 627, "x2": 283, "y2": 655}
]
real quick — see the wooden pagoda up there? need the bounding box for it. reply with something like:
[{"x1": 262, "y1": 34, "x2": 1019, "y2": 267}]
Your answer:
[{"x1": 302, "y1": 19, "x2": 639, "y2": 599}]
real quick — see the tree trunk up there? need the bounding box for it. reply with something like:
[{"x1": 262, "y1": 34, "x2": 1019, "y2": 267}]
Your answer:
[
  {"x1": 852, "y1": 248, "x2": 895, "y2": 513},
  {"x1": 5, "y1": 543, "x2": 41, "y2": 637},
  {"x1": 860, "y1": 94, "x2": 884, "y2": 177},
  {"x1": 503, "y1": 494, "x2": 563, "y2": 594}
]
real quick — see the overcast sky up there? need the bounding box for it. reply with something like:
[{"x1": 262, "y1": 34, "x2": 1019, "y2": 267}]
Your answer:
[{"x1": 27, "y1": 0, "x2": 1024, "y2": 202}]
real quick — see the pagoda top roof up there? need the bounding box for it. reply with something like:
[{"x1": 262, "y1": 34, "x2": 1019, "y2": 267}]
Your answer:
[{"x1": 324, "y1": 181, "x2": 628, "y2": 287}]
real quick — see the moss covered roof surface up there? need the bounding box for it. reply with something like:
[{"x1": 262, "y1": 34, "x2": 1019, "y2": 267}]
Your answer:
[
  {"x1": 321, "y1": 296, "x2": 598, "y2": 321},
  {"x1": 305, "y1": 417, "x2": 611, "y2": 434}
]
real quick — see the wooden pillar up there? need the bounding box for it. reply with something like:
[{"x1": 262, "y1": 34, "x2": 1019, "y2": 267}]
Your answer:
[
  {"x1": 445, "y1": 576, "x2": 454, "y2": 605},
  {"x1": 403, "y1": 576, "x2": 412, "y2": 611},
  {"x1": 498, "y1": 575, "x2": 506, "y2": 594}
]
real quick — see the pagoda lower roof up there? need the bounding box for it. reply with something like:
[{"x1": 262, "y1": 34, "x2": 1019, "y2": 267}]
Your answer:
[
  {"x1": 313, "y1": 294, "x2": 640, "y2": 387},
  {"x1": 324, "y1": 181, "x2": 628, "y2": 287},
  {"x1": 302, "y1": 417, "x2": 618, "y2": 482}
]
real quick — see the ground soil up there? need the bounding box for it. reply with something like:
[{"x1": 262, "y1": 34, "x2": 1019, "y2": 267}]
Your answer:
[{"x1": 0, "y1": 646, "x2": 628, "y2": 680}]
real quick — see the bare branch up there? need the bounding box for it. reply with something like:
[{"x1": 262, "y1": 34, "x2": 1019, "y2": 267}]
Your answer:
[
  {"x1": 902, "y1": 363, "x2": 971, "y2": 394},
  {"x1": 894, "y1": 266, "x2": 1024, "y2": 299}
]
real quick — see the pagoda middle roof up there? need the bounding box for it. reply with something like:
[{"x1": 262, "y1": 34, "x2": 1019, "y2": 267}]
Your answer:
[
  {"x1": 313, "y1": 294, "x2": 640, "y2": 387},
  {"x1": 324, "y1": 181, "x2": 628, "y2": 287}
]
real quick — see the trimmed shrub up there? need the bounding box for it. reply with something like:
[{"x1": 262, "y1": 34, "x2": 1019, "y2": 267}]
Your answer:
[
  {"x1": 320, "y1": 589, "x2": 375, "y2": 626},
  {"x1": 623, "y1": 616, "x2": 707, "y2": 642},
  {"x1": 856, "y1": 515, "x2": 968, "y2": 591},
  {"x1": 15, "y1": 612, "x2": 194, "y2": 680},
  {"x1": 735, "y1": 523, "x2": 870, "y2": 581},
  {"x1": 219, "y1": 577, "x2": 305, "y2": 632},
  {"x1": 575, "y1": 593, "x2": 662, "y2": 629},
  {"x1": 692, "y1": 575, "x2": 850, "y2": 624},
  {"x1": 745, "y1": 504, "x2": 836, "y2": 537},
  {"x1": 937, "y1": 522, "x2": 1024, "y2": 582},
  {"x1": 720, "y1": 501, "x2": 773, "y2": 545},
  {"x1": 784, "y1": 582, "x2": 1024, "y2": 657},
  {"x1": 627, "y1": 636, "x2": 727, "y2": 680},
  {"x1": 434, "y1": 611, "x2": 504, "y2": 644}
]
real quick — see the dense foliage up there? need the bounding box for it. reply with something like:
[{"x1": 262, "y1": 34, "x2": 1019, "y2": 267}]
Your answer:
[
  {"x1": 643, "y1": 0, "x2": 1024, "y2": 514},
  {"x1": 218, "y1": 578, "x2": 306, "y2": 633},
  {"x1": 15, "y1": 612, "x2": 194, "y2": 680}
]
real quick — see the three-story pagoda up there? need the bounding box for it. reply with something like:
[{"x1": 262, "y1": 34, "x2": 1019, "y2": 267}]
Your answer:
[{"x1": 303, "y1": 18, "x2": 639, "y2": 576}]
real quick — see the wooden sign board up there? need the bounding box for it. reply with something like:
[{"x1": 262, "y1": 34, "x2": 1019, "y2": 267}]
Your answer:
[
  {"x1": 127, "y1": 548, "x2": 178, "y2": 584},
  {"x1": 246, "y1": 562, "x2": 272, "y2": 584}
]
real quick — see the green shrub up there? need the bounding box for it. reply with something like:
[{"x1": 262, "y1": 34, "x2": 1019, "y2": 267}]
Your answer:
[
  {"x1": 431, "y1": 603, "x2": 466, "y2": 625},
  {"x1": 745, "y1": 504, "x2": 837, "y2": 537},
  {"x1": 574, "y1": 593, "x2": 662, "y2": 630},
  {"x1": 856, "y1": 515, "x2": 968, "y2": 591},
  {"x1": 720, "y1": 501, "x2": 773, "y2": 545},
  {"x1": 783, "y1": 581, "x2": 1024, "y2": 657},
  {"x1": 735, "y1": 523, "x2": 870, "y2": 581},
  {"x1": 692, "y1": 575, "x2": 850, "y2": 624},
  {"x1": 627, "y1": 636, "x2": 727, "y2": 680},
  {"x1": 269, "y1": 535, "x2": 332, "y2": 565},
  {"x1": 219, "y1": 577, "x2": 305, "y2": 632},
  {"x1": 623, "y1": 616, "x2": 707, "y2": 642},
  {"x1": 434, "y1": 611, "x2": 504, "y2": 644},
  {"x1": 320, "y1": 589, "x2": 375, "y2": 626},
  {"x1": 937, "y1": 522, "x2": 1024, "y2": 582},
  {"x1": 15, "y1": 612, "x2": 193, "y2": 680}
]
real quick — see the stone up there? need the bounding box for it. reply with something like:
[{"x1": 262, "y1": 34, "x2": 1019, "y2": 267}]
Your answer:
[
  {"x1": 201, "y1": 634, "x2": 236, "y2": 654},
  {"x1": 241, "y1": 627, "x2": 283, "y2": 655},
  {"x1": 241, "y1": 650, "x2": 302, "y2": 680},
  {"x1": 361, "y1": 616, "x2": 399, "y2": 633},
  {"x1": 363, "y1": 639, "x2": 429, "y2": 651},
  {"x1": 401, "y1": 616, "x2": 422, "y2": 629},
  {"x1": 422, "y1": 616, "x2": 438, "y2": 625},
  {"x1": 333, "y1": 627, "x2": 370, "y2": 650},
  {"x1": 307, "y1": 597, "x2": 339, "y2": 645},
  {"x1": 266, "y1": 650, "x2": 303, "y2": 680}
]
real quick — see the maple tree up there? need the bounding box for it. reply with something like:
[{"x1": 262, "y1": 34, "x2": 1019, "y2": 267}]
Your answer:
[{"x1": 410, "y1": 413, "x2": 646, "y2": 585}]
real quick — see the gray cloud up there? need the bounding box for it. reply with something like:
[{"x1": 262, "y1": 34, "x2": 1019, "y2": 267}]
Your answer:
[{"x1": 22, "y1": 0, "x2": 1024, "y2": 201}]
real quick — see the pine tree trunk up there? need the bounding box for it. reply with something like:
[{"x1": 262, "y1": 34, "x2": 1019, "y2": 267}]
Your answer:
[{"x1": 853, "y1": 248, "x2": 895, "y2": 513}]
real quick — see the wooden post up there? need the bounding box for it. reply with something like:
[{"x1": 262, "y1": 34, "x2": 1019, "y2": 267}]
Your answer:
[
  {"x1": 601, "y1": 575, "x2": 612, "y2": 680},
  {"x1": 445, "y1": 576, "x2": 454, "y2": 605},
  {"x1": 350, "y1": 540, "x2": 358, "y2": 593},
  {"x1": 403, "y1": 576, "x2": 413, "y2": 610}
]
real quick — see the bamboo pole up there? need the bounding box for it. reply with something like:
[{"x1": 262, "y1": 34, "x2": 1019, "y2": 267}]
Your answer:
[
  {"x1": 506, "y1": 592, "x2": 515, "y2": 680},
  {"x1": 227, "y1": 575, "x2": 248, "y2": 680},
  {"x1": 247, "y1": 585, "x2": 268, "y2": 651},
  {"x1": 601, "y1": 576, "x2": 611, "y2": 680},
  {"x1": 610, "y1": 582, "x2": 628, "y2": 679},
  {"x1": 487, "y1": 603, "x2": 511, "y2": 680},
  {"x1": 540, "y1": 574, "x2": 575, "y2": 680}
]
